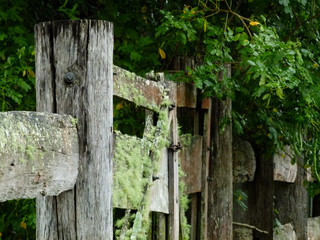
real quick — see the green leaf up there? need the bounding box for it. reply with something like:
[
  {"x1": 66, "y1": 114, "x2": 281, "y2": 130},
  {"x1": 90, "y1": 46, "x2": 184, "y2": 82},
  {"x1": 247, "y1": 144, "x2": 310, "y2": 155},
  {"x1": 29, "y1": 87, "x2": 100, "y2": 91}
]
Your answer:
[
  {"x1": 279, "y1": 0, "x2": 289, "y2": 6},
  {"x1": 130, "y1": 51, "x2": 142, "y2": 61},
  {"x1": 233, "y1": 33, "x2": 241, "y2": 41},
  {"x1": 262, "y1": 93, "x2": 270, "y2": 100},
  {"x1": 276, "y1": 88, "x2": 283, "y2": 99},
  {"x1": 247, "y1": 60, "x2": 256, "y2": 66},
  {"x1": 259, "y1": 75, "x2": 266, "y2": 86}
]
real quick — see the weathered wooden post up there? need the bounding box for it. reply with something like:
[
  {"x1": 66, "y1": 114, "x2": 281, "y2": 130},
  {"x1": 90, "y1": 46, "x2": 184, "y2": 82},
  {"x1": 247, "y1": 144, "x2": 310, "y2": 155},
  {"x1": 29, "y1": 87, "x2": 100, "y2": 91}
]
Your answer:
[
  {"x1": 207, "y1": 65, "x2": 233, "y2": 239},
  {"x1": 35, "y1": 20, "x2": 113, "y2": 239}
]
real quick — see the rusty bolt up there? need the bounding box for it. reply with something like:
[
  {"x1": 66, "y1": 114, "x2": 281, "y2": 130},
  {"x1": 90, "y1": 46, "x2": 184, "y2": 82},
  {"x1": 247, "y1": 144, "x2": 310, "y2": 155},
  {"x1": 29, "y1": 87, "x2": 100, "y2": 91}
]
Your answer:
[{"x1": 64, "y1": 72, "x2": 75, "y2": 84}]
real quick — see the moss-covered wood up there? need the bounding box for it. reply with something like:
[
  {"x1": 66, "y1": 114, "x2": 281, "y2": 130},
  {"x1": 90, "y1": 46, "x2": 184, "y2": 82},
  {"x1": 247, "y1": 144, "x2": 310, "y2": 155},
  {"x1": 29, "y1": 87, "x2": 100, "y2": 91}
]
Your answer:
[
  {"x1": 113, "y1": 133, "x2": 150, "y2": 209},
  {"x1": 113, "y1": 66, "x2": 166, "y2": 111},
  {"x1": 0, "y1": 111, "x2": 78, "y2": 202}
]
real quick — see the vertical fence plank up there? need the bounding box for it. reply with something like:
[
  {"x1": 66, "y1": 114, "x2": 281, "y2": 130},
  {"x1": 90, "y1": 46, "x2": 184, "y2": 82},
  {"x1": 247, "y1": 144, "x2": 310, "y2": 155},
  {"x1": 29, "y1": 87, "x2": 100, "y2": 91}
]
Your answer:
[
  {"x1": 168, "y1": 107, "x2": 180, "y2": 240},
  {"x1": 35, "y1": 21, "x2": 59, "y2": 240},
  {"x1": 252, "y1": 154, "x2": 273, "y2": 240},
  {"x1": 207, "y1": 65, "x2": 233, "y2": 240},
  {"x1": 290, "y1": 165, "x2": 308, "y2": 239},
  {"x1": 35, "y1": 20, "x2": 113, "y2": 239},
  {"x1": 191, "y1": 107, "x2": 200, "y2": 240},
  {"x1": 153, "y1": 212, "x2": 167, "y2": 240},
  {"x1": 200, "y1": 100, "x2": 211, "y2": 240}
]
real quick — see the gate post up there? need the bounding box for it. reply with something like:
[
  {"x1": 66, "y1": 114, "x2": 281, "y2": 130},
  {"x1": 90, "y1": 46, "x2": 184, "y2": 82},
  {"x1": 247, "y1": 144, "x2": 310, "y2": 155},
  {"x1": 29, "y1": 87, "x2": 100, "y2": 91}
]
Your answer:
[
  {"x1": 207, "y1": 65, "x2": 233, "y2": 239},
  {"x1": 35, "y1": 20, "x2": 113, "y2": 239}
]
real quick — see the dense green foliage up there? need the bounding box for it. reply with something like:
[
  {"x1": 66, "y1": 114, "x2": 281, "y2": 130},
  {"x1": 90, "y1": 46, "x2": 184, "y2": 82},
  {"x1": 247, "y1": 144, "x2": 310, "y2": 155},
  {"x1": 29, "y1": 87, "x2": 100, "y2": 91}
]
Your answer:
[
  {"x1": 155, "y1": 0, "x2": 320, "y2": 196},
  {"x1": 2, "y1": 0, "x2": 320, "y2": 238},
  {"x1": 0, "y1": 200, "x2": 36, "y2": 239},
  {"x1": 0, "y1": 1, "x2": 35, "y2": 111}
]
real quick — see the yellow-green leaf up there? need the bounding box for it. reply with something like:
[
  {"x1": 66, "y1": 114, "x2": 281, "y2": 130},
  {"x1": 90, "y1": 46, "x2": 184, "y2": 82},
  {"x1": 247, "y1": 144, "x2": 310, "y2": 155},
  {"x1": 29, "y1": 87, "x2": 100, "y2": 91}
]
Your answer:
[
  {"x1": 183, "y1": 5, "x2": 191, "y2": 13},
  {"x1": 249, "y1": 21, "x2": 260, "y2": 26},
  {"x1": 20, "y1": 221, "x2": 27, "y2": 229},
  {"x1": 204, "y1": 19, "x2": 207, "y2": 32},
  {"x1": 28, "y1": 69, "x2": 35, "y2": 78},
  {"x1": 159, "y1": 48, "x2": 166, "y2": 59},
  {"x1": 116, "y1": 103, "x2": 123, "y2": 110}
]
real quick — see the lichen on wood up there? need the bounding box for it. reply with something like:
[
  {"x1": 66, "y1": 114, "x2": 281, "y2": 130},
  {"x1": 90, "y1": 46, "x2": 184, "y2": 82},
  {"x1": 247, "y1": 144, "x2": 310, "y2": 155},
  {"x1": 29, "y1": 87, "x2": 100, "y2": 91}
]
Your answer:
[
  {"x1": 113, "y1": 133, "x2": 151, "y2": 209},
  {"x1": 0, "y1": 111, "x2": 79, "y2": 201},
  {"x1": 113, "y1": 89, "x2": 172, "y2": 239},
  {"x1": 113, "y1": 65, "x2": 172, "y2": 112}
]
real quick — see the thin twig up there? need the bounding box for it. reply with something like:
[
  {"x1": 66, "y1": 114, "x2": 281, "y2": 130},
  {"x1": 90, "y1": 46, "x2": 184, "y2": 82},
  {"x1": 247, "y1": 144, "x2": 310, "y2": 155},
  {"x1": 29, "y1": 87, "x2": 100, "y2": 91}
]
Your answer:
[
  {"x1": 219, "y1": 9, "x2": 252, "y2": 39},
  {"x1": 233, "y1": 222, "x2": 269, "y2": 234},
  {"x1": 225, "y1": 12, "x2": 229, "y2": 32}
]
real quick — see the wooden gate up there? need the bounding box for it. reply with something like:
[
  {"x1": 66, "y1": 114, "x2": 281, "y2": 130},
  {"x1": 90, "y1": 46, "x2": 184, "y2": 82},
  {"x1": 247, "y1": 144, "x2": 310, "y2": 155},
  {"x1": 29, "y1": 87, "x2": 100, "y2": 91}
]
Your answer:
[{"x1": 0, "y1": 20, "x2": 235, "y2": 239}]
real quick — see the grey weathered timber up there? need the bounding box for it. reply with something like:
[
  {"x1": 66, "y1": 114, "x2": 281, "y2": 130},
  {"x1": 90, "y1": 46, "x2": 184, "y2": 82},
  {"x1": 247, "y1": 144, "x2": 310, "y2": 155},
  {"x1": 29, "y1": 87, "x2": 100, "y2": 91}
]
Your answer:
[
  {"x1": 190, "y1": 106, "x2": 200, "y2": 240},
  {"x1": 0, "y1": 111, "x2": 78, "y2": 202},
  {"x1": 176, "y1": 82, "x2": 197, "y2": 108},
  {"x1": 273, "y1": 145, "x2": 297, "y2": 182},
  {"x1": 207, "y1": 65, "x2": 233, "y2": 240},
  {"x1": 308, "y1": 216, "x2": 320, "y2": 239},
  {"x1": 274, "y1": 160, "x2": 308, "y2": 240},
  {"x1": 149, "y1": 147, "x2": 170, "y2": 214},
  {"x1": 114, "y1": 65, "x2": 200, "y2": 111},
  {"x1": 35, "y1": 20, "x2": 113, "y2": 239},
  {"x1": 145, "y1": 109, "x2": 170, "y2": 214},
  {"x1": 168, "y1": 106, "x2": 180, "y2": 240},
  {"x1": 233, "y1": 138, "x2": 256, "y2": 183},
  {"x1": 200, "y1": 101, "x2": 211, "y2": 240},
  {"x1": 179, "y1": 135, "x2": 203, "y2": 194},
  {"x1": 113, "y1": 66, "x2": 165, "y2": 110},
  {"x1": 274, "y1": 223, "x2": 297, "y2": 240}
]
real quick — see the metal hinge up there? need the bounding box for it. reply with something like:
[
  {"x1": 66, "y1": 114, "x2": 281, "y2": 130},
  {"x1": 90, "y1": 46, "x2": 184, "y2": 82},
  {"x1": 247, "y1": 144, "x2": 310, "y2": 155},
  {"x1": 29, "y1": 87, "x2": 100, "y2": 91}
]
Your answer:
[{"x1": 169, "y1": 142, "x2": 182, "y2": 152}]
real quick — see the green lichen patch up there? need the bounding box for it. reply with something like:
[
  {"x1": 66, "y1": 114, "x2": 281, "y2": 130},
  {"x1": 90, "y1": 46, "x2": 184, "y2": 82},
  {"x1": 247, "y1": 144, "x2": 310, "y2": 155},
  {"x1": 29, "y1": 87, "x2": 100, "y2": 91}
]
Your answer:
[
  {"x1": 113, "y1": 133, "x2": 151, "y2": 209},
  {"x1": 113, "y1": 94, "x2": 171, "y2": 239},
  {"x1": 0, "y1": 111, "x2": 77, "y2": 169},
  {"x1": 113, "y1": 65, "x2": 170, "y2": 112},
  {"x1": 112, "y1": 68, "x2": 191, "y2": 239}
]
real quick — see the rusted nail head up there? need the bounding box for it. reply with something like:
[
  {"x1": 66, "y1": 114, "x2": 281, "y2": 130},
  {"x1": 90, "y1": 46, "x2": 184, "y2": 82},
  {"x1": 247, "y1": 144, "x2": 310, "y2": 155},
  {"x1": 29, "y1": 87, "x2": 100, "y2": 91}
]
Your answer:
[{"x1": 64, "y1": 72, "x2": 75, "y2": 84}]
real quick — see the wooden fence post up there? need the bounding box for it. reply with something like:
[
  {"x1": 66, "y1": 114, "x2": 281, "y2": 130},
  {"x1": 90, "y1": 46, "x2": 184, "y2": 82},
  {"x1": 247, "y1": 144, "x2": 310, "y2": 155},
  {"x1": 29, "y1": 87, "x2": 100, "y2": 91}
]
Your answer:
[
  {"x1": 35, "y1": 20, "x2": 113, "y2": 239},
  {"x1": 207, "y1": 65, "x2": 233, "y2": 239}
]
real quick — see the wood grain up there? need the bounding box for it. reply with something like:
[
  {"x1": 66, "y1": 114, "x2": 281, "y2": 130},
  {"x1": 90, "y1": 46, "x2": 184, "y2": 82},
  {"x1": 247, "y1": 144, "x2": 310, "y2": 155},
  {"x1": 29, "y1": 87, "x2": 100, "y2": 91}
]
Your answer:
[{"x1": 35, "y1": 20, "x2": 113, "y2": 239}]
